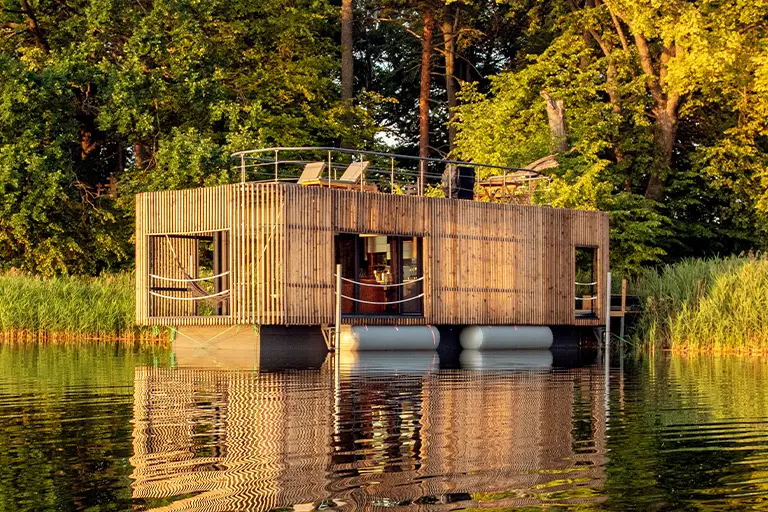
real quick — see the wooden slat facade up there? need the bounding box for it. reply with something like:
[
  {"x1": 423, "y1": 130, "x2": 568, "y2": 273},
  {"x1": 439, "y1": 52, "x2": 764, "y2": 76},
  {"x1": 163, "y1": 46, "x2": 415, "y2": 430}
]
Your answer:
[{"x1": 136, "y1": 183, "x2": 609, "y2": 327}]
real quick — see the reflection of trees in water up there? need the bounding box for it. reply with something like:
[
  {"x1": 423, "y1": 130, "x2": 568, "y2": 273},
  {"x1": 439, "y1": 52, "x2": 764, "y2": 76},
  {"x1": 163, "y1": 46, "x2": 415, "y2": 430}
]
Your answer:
[
  {"x1": 605, "y1": 355, "x2": 768, "y2": 511},
  {"x1": 130, "y1": 364, "x2": 609, "y2": 511},
  {"x1": 0, "y1": 343, "x2": 165, "y2": 511}
]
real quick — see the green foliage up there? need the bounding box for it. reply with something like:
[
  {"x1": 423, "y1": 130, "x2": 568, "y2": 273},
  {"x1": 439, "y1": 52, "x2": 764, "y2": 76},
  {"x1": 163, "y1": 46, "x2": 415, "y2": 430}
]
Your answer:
[
  {"x1": 452, "y1": 0, "x2": 768, "y2": 273},
  {"x1": 632, "y1": 255, "x2": 768, "y2": 353},
  {"x1": 0, "y1": 271, "x2": 155, "y2": 340},
  {"x1": 0, "y1": 0, "x2": 376, "y2": 275},
  {"x1": 1, "y1": 0, "x2": 767, "y2": 286}
]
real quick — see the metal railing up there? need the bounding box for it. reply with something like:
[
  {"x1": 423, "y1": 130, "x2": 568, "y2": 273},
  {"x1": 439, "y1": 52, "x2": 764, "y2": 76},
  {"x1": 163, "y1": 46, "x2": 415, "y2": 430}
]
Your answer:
[{"x1": 231, "y1": 147, "x2": 551, "y2": 204}]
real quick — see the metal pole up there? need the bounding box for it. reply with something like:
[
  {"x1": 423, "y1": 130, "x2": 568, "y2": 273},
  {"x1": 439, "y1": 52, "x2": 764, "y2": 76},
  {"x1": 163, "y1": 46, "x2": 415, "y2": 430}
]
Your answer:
[
  {"x1": 605, "y1": 271, "x2": 612, "y2": 350},
  {"x1": 334, "y1": 263, "x2": 342, "y2": 352},
  {"x1": 274, "y1": 150, "x2": 279, "y2": 182},
  {"x1": 419, "y1": 160, "x2": 425, "y2": 196},
  {"x1": 390, "y1": 158, "x2": 395, "y2": 194},
  {"x1": 620, "y1": 278, "x2": 627, "y2": 339}
]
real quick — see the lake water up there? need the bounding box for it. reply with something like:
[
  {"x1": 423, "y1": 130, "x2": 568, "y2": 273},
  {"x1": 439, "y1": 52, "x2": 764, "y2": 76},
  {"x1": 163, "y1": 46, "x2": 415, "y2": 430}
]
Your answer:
[{"x1": 1, "y1": 343, "x2": 768, "y2": 511}]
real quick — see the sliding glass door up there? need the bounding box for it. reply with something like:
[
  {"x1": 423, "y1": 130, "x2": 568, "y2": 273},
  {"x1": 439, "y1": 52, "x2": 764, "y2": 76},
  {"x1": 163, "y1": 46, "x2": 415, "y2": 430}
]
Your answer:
[{"x1": 335, "y1": 234, "x2": 423, "y2": 316}]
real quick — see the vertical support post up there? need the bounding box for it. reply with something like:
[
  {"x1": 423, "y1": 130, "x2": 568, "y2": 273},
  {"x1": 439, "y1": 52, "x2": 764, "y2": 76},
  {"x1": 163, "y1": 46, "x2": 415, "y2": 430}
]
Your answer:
[
  {"x1": 390, "y1": 158, "x2": 395, "y2": 194},
  {"x1": 274, "y1": 149, "x2": 279, "y2": 182},
  {"x1": 418, "y1": 160, "x2": 426, "y2": 196},
  {"x1": 334, "y1": 263, "x2": 342, "y2": 352},
  {"x1": 240, "y1": 154, "x2": 246, "y2": 183},
  {"x1": 620, "y1": 278, "x2": 627, "y2": 339},
  {"x1": 605, "y1": 271, "x2": 612, "y2": 349},
  {"x1": 328, "y1": 151, "x2": 332, "y2": 186}
]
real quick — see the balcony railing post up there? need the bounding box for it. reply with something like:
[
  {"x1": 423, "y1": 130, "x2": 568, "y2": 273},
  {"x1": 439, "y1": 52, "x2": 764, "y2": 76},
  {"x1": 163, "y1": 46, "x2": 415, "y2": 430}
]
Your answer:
[
  {"x1": 390, "y1": 158, "x2": 395, "y2": 194},
  {"x1": 274, "y1": 149, "x2": 279, "y2": 182},
  {"x1": 605, "y1": 272, "x2": 612, "y2": 349},
  {"x1": 418, "y1": 160, "x2": 425, "y2": 196}
]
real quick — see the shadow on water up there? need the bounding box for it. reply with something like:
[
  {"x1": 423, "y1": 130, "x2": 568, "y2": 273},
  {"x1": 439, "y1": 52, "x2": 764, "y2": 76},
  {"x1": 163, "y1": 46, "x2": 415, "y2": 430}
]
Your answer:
[{"x1": 4, "y1": 342, "x2": 768, "y2": 510}]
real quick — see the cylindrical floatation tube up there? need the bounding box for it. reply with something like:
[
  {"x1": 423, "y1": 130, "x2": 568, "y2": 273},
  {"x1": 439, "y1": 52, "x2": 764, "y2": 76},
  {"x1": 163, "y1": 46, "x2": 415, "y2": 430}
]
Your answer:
[
  {"x1": 340, "y1": 350, "x2": 440, "y2": 376},
  {"x1": 340, "y1": 325, "x2": 440, "y2": 351},
  {"x1": 459, "y1": 349, "x2": 553, "y2": 370},
  {"x1": 460, "y1": 326, "x2": 553, "y2": 350}
]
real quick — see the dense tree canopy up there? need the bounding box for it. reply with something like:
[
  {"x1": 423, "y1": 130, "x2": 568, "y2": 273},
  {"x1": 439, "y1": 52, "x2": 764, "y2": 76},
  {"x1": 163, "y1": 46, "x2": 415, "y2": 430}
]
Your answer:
[
  {"x1": 1, "y1": 0, "x2": 374, "y2": 274},
  {"x1": 1, "y1": 0, "x2": 767, "y2": 275}
]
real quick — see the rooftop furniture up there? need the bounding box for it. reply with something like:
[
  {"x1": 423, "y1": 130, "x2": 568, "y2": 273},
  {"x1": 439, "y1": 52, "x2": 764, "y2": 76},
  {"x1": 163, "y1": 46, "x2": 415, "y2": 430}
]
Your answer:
[
  {"x1": 297, "y1": 162, "x2": 327, "y2": 184},
  {"x1": 301, "y1": 160, "x2": 377, "y2": 192},
  {"x1": 476, "y1": 170, "x2": 544, "y2": 204}
]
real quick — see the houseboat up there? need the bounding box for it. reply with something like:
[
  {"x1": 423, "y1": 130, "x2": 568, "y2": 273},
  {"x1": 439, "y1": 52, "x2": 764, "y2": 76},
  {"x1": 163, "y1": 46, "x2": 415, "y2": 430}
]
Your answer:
[{"x1": 134, "y1": 148, "x2": 609, "y2": 356}]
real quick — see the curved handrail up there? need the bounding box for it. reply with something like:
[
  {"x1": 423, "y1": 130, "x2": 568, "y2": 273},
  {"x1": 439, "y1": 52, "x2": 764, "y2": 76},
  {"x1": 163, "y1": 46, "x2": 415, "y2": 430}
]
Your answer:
[{"x1": 231, "y1": 146, "x2": 535, "y2": 174}]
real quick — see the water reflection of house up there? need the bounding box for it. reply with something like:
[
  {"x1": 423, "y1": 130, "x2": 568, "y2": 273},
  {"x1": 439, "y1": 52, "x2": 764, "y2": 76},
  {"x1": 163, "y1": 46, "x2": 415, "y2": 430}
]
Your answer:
[{"x1": 131, "y1": 362, "x2": 608, "y2": 511}]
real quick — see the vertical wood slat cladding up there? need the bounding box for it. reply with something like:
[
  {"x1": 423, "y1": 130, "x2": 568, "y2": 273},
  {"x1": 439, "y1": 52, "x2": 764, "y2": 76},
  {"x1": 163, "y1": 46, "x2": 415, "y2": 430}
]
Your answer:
[{"x1": 136, "y1": 183, "x2": 609, "y2": 327}]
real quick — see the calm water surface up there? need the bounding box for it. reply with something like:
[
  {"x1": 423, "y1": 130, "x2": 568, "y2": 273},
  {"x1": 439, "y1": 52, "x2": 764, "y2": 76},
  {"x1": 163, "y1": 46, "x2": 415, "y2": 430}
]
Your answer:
[{"x1": 1, "y1": 343, "x2": 768, "y2": 511}]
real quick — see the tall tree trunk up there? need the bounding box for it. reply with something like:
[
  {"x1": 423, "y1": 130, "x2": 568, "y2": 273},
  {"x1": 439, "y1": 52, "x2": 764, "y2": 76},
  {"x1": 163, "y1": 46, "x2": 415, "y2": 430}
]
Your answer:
[
  {"x1": 418, "y1": 6, "x2": 435, "y2": 194},
  {"x1": 540, "y1": 91, "x2": 568, "y2": 153},
  {"x1": 442, "y1": 4, "x2": 457, "y2": 150},
  {"x1": 646, "y1": 107, "x2": 677, "y2": 201},
  {"x1": 340, "y1": 0, "x2": 354, "y2": 148},
  {"x1": 19, "y1": 0, "x2": 48, "y2": 53},
  {"x1": 631, "y1": 32, "x2": 679, "y2": 201},
  {"x1": 341, "y1": 0, "x2": 354, "y2": 103}
]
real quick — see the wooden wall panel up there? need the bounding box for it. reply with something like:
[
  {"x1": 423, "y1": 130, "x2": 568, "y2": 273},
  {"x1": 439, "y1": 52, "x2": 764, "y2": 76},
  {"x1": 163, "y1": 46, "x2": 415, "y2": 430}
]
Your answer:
[{"x1": 137, "y1": 182, "x2": 609, "y2": 327}]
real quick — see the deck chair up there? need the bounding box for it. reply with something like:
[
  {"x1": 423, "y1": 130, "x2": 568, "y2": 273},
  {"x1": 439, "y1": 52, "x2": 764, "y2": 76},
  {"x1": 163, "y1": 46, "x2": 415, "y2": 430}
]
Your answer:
[
  {"x1": 338, "y1": 161, "x2": 370, "y2": 183},
  {"x1": 297, "y1": 161, "x2": 327, "y2": 185}
]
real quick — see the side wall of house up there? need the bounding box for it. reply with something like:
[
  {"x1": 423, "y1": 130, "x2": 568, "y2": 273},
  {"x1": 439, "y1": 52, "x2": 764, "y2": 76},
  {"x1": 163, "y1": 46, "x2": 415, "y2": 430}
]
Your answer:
[
  {"x1": 135, "y1": 185, "x2": 234, "y2": 326},
  {"x1": 281, "y1": 186, "x2": 609, "y2": 327}
]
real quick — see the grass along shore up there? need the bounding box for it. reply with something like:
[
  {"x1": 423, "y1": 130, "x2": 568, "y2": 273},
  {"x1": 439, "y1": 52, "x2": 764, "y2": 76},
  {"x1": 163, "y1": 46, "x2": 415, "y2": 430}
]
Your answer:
[
  {"x1": 632, "y1": 254, "x2": 768, "y2": 354},
  {"x1": 0, "y1": 271, "x2": 161, "y2": 342}
]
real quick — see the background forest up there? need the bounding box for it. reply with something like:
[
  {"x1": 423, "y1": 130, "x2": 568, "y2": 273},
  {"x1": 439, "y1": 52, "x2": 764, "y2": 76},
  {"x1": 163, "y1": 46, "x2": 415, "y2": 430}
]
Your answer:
[{"x1": 1, "y1": 0, "x2": 767, "y2": 276}]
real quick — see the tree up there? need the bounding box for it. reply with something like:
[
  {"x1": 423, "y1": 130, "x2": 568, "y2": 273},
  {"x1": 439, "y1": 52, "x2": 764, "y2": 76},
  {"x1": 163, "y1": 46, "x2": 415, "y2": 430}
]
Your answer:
[
  {"x1": 0, "y1": 0, "x2": 375, "y2": 275},
  {"x1": 451, "y1": 0, "x2": 768, "y2": 272},
  {"x1": 418, "y1": 4, "x2": 436, "y2": 192},
  {"x1": 342, "y1": 0, "x2": 355, "y2": 104}
]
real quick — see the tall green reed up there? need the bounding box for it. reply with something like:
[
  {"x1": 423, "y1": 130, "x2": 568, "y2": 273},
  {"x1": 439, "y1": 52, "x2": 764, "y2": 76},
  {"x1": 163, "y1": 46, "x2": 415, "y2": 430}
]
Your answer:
[
  {"x1": 0, "y1": 271, "x2": 160, "y2": 341},
  {"x1": 633, "y1": 254, "x2": 768, "y2": 353}
]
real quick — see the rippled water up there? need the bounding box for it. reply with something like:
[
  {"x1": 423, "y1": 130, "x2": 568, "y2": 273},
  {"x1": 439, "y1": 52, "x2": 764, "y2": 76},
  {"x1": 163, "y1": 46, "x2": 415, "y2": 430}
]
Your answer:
[{"x1": 2, "y1": 344, "x2": 768, "y2": 511}]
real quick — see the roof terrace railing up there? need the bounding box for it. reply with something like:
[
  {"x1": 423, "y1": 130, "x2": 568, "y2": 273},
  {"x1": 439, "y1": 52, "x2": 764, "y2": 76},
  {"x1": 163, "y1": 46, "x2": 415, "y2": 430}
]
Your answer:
[{"x1": 230, "y1": 147, "x2": 552, "y2": 205}]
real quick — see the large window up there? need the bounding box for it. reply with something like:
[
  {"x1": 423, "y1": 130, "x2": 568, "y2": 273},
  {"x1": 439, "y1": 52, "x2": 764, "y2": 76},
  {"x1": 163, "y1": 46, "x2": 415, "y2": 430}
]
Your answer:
[
  {"x1": 335, "y1": 234, "x2": 423, "y2": 316},
  {"x1": 148, "y1": 231, "x2": 230, "y2": 318},
  {"x1": 575, "y1": 246, "x2": 597, "y2": 318}
]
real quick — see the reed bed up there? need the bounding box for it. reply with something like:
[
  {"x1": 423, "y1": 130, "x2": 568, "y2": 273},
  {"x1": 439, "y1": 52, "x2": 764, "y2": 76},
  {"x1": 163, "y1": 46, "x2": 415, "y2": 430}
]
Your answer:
[
  {"x1": 632, "y1": 254, "x2": 768, "y2": 354},
  {"x1": 0, "y1": 271, "x2": 164, "y2": 342}
]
